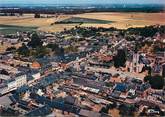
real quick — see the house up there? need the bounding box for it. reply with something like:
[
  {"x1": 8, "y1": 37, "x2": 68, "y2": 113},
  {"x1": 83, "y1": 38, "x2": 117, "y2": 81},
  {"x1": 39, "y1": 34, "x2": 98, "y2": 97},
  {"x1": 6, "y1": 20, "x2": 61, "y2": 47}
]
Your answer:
[
  {"x1": 114, "y1": 83, "x2": 127, "y2": 92},
  {"x1": 31, "y1": 71, "x2": 41, "y2": 80},
  {"x1": 109, "y1": 77, "x2": 123, "y2": 83},
  {"x1": 0, "y1": 63, "x2": 18, "y2": 74},
  {"x1": 136, "y1": 82, "x2": 151, "y2": 96},
  {"x1": 79, "y1": 109, "x2": 101, "y2": 117},
  {"x1": 137, "y1": 82, "x2": 151, "y2": 92},
  {"x1": 127, "y1": 89, "x2": 136, "y2": 98},
  {"x1": 30, "y1": 93, "x2": 81, "y2": 114},
  {"x1": 31, "y1": 61, "x2": 41, "y2": 69},
  {"x1": 72, "y1": 77, "x2": 105, "y2": 90},
  {"x1": 64, "y1": 96, "x2": 79, "y2": 105},
  {"x1": 0, "y1": 95, "x2": 12, "y2": 107},
  {"x1": 26, "y1": 105, "x2": 52, "y2": 116},
  {"x1": 110, "y1": 91, "x2": 121, "y2": 99},
  {"x1": 7, "y1": 38, "x2": 19, "y2": 44}
]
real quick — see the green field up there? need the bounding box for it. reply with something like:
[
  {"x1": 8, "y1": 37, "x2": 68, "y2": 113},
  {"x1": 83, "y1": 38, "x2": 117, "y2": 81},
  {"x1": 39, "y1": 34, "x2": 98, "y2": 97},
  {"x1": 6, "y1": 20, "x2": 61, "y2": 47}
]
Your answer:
[
  {"x1": 54, "y1": 17, "x2": 114, "y2": 24},
  {"x1": 0, "y1": 25, "x2": 37, "y2": 34}
]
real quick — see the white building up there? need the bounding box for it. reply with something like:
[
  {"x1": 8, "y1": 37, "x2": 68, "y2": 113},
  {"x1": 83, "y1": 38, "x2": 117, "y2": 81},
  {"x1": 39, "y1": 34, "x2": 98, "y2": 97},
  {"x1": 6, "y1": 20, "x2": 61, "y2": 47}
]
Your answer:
[
  {"x1": 32, "y1": 72, "x2": 41, "y2": 80},
  {"x1": 0, "y1": 73, "x2": 27, "y2": 95},
  {"x1": 15, "y1": 74, "x2": 27, "y2": 88},
  {"x1": 126, "y1": 53, "x2": 143, "y2": 73},
  {"x1": 132, "y1": 53, "x2": 140, "y2": 72},
  {"x1": 7, "y1": 80, "x2": 17, "y2": 91}
]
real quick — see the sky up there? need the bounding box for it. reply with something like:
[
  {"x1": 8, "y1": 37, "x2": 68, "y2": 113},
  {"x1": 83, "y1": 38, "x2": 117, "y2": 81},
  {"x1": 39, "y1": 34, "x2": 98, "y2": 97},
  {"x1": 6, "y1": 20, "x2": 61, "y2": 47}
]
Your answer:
[{"x1": 1, "y1": 0, "x2": 165, "y2": 5}]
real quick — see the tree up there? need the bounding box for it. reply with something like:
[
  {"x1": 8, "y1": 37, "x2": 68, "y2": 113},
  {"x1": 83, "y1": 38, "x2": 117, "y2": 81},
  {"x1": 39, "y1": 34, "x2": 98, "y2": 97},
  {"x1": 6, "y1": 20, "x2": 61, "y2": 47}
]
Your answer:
[
  {"x1": 139, "y1": 107, "x2": 147, "y2": 116},
  {"x1": 1, "y1": 41, "x2": 4, "y2": 45},
  {"x1": 34, "y1": 46, "x2": 50, "y2": 58},
  {"x1": 59, "y1": 47, "x2": 64, "y2": 56},
  {"x1": 144, "y1": 75, "x2": 150, "y2": 82},
  {"x1": 0, "y1": 69, "x2": 9, "y2": 75},
  {"x1": 17, "y1": 43, "x2": 30, "y2": 56},
  {"x1": 144, "y1": 75, "x2": 164, "y2": 89},
  {"x1": 140, "y1": 65, "x2": 152, "y2": 75},
  {"x1": 34, "y1": 14, "x2": 40, "y2": 18},
  {"x1": 6, "y1": 46, "x2": 16, "y2": 52},
  {"x1": 99, "y1": 107, "x2": 109, "y2": 114},
  {"x1": 153, "y1": 41, "x2": 165, "y2": 53},
  {"x1": 99, "y1": 102, "x2": 117, "y2": 114},
  {"x1": 64, "y1": 46, "x2": 78, "y2": 53},
  {"x1": 119, "y1": 104, "x2": 135, "y2": 116},
  {"x1": 114, "y1": 49, "x2": 127, "y2": 68},
  {"x1": 47, "y1": 43, "x2": 59, "y2": 51},
  {"x1": 127, "y1": 25, "x2": 159, "y2": 37},
  {"x1": 47, "y1": 43, "x2": 64, "y2": 56},
  {"x1": 28, "y1": 33, "x2": 43, "y2": 48},
  {"x1": 107, "y1": 102, "x2": 117, "y2": 109}
]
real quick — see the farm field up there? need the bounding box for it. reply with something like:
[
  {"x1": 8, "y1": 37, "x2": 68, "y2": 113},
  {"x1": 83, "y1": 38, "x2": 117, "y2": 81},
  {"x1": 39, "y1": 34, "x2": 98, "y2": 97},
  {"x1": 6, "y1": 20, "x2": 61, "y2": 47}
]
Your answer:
[
  {"x1": 0, "y1": 14, "x2": 70, "y2": 33},
  {"x1": 74, "y1": 12, "x2": 165, "y2": 29},
  {"x1": 54, "y1": 17, "x2": 114, "y2": 24},
  {"x1": 0, "y1": 12, "x2": 165, "y2": 33},
  {"x1": 0, "y1": 25, "x2": 37, "y2": 34}
]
